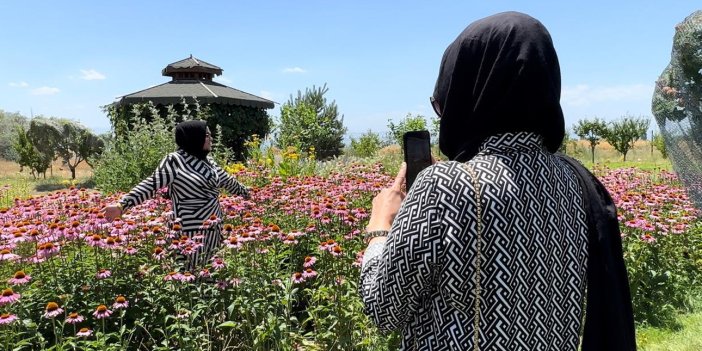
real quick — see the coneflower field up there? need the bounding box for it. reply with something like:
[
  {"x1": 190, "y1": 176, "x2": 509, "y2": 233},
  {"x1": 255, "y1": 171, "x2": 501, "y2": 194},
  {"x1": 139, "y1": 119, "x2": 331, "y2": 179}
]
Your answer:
[{"x1": 0, "y1": 163, "x2": 700, "y2": 350}]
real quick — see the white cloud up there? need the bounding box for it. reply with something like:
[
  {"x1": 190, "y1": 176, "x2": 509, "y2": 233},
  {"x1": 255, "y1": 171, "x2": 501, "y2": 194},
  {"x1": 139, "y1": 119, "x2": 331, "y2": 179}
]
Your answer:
[
  {"x1": 214, "y1": 76, "x2": 232, "y2": 84},
  {"x1": 561, "y1": 84, "x2": 652, "y2": 107},
  {"x1": 9, "y1": 81, "x2": 29, "y2": 88},
  {"x1": 282, "y1": 67, "x2": 306, "y2": 74},
  {"x1": 31, "y1": 86, "x2": 60, "y2": 95},
  {"x1": 80, "y1": 69, "x2": 106, "y2": 80}
]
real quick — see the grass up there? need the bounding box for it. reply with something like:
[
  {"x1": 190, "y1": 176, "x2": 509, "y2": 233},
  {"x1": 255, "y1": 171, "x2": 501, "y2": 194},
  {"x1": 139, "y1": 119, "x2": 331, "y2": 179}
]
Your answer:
[
  {"x1": 638, "y1": 311, "x2": 702, "y2": 350},
  {"x1": 0, "y1": 159, "x2": 93, "y2": 207}
]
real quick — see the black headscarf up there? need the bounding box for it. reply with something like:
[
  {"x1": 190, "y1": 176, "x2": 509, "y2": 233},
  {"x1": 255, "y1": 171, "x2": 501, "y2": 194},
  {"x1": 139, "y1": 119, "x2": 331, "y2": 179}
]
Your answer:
[
  {"x1": 175, "y1": 120, "x2": 209, "y2": 160},
  {"x1": 433, "y1": 11, "x2": 565, "y2": 161}
]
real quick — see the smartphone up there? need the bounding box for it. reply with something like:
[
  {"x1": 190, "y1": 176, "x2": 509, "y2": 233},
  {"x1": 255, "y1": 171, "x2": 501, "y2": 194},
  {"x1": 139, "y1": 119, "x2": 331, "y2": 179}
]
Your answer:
[{"x1": 403, "y1": 130, "x2": 432, "y2": 192}]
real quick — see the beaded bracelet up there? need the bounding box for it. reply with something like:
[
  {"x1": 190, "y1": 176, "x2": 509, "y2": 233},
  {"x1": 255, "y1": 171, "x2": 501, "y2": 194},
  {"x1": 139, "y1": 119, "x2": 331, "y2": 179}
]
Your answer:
[{"x1": 364, "y1": 230, "x2": 389, "y2": 244}]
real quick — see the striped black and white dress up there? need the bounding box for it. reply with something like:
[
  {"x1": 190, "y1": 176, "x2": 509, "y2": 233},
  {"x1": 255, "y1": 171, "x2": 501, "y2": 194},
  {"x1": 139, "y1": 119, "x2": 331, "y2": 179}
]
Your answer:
[
  {"x1": 360, "y1": 132, "x2": 589, "y2": 350},
  {"x1": 120, "y1": 149, "x2": 249, "y2": 268}
]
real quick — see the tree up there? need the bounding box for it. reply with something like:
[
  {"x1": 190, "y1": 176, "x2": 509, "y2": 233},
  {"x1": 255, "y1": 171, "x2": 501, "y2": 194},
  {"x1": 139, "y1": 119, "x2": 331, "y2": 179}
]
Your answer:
[
  {"x1": 350, "y1": 130, "x2": 383, "y2": 158},
  {"x1": 54, "y1": 122, "x2": 105, "y2": 179},
  {"x1": 603, "y1": 116, "x2": 650, "y2": 161},
  {"x1": 0, "y1": 110, "x2": 29, "y2": 161},
  {"x1": 26, "y1": 119, "x2": 61, "y2": 178},
  {"x1": 387, "y1": 113, "x2": 429, "y2": 147},
  {"x1": 652, "y1": 132, "x2": 668, "y2": 158},
  {"x1": 573, "y1": 118, "x2": 607, "y2": 163},
  {"x1": 13, "y1": 126, "x2": 40, "y2": 177},
  {"x1": 93, "y1": 113, "x2": 177, "y2": 193},
  {"x1": 275, "y1": 84, "x2": 346, "y2": 159}
]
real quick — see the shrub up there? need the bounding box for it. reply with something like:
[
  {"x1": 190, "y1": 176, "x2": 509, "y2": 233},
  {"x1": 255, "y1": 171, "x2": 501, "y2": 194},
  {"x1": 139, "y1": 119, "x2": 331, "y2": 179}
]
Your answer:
[
  {"x1": 386, "y1": 113, "x2": 431, "y2": 147},
  {"x1": 92, "y1": 113, "x2": 176, "y2": 194},
  {"x1": 350, "y1": 130, "x2": 383, "y2": 158},
  {"x1": 275, "y1": 84, "x2": 346, "y2": 160}
]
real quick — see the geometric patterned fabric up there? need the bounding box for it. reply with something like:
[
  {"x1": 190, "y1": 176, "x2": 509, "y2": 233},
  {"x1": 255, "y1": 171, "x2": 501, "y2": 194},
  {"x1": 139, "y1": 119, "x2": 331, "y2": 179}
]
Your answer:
[
  {"x1": 361, "y1": 132, "x2": 589, "y2": 350},
  {"x1": 120, "y1": 149, "x2": 249, "y2": 231}
]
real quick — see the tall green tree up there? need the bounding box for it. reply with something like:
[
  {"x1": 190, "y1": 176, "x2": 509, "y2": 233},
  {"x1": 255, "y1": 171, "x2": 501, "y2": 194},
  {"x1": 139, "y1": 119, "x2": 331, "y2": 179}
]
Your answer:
[
  {"x1": 387, "y1": 113, "x2": 429, "y2": 147},
  {"x1": 603, "y1": 116, "x2": 651, "y2": 161},
  {"x1": 54, "y1": 122, "x2": 105, "y2": 179},
  {"x1": 573, "y1": 118, "x2": 607, "y2": 163},
  {"x1": 0, "y1": 110, "x2": 29, "y2": 161},
  {"x1": 13, "y1": 126, "x2": 40, "y2": 177},
  {"x1": 350, "y1": 130, "x2": 383, "y2": 158},
  {"x1": 26, "y1": 119, "x2": 62, "y2": 178},
  {"x1": 275, "y1": 84, "x2": 346, "y2": 159}
]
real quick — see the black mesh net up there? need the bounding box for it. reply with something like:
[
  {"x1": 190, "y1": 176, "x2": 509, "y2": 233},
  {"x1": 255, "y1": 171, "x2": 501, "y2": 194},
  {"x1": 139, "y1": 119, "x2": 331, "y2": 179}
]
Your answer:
[{"x1": 652, "y1": 10, "x2": 702, "y2": 211}]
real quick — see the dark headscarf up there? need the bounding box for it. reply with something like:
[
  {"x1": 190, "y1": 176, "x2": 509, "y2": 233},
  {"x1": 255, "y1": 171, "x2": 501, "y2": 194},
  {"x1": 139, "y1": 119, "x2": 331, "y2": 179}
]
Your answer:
[
  {"x1": 433, "y1": 11, "x2": 565, "y2": 161},
  {"x1": 175, "y1": 120, "x2": 209, "y2": 160}
]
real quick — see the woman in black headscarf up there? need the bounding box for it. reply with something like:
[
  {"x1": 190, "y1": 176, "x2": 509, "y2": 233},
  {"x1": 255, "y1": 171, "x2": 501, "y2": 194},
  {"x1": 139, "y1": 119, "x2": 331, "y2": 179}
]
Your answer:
[
  {"x1": 105, "y1": 120, "x2": 250, "y2": 270},
  {"x1": 360, "y1": 11, "x2": 635, "y2": 350}
]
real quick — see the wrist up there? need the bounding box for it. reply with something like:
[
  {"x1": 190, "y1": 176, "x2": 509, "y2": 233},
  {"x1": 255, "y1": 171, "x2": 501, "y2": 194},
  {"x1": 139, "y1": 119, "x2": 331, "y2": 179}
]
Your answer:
[{"x1": 364, "y1": 229, "x2": 389, "y2": 244}]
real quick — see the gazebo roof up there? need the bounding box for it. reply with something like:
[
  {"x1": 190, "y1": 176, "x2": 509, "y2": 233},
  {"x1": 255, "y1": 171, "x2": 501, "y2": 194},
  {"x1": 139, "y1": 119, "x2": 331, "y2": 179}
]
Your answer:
[
  {"x1": 113, "y1": 56, "x2": 275, "y2": 109},
  {"x1": 114, "y1": 80, "x2": 274, "y2": 109},
  {"x1": 162, "y1": 55, "x2": 223, "y2": 77}
]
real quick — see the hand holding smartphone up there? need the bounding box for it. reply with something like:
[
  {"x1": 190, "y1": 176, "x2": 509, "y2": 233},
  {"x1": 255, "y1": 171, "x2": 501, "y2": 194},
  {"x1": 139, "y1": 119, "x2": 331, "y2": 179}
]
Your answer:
[{"x1": 403, "y1": 131, "x2": 432, "y2": 192}]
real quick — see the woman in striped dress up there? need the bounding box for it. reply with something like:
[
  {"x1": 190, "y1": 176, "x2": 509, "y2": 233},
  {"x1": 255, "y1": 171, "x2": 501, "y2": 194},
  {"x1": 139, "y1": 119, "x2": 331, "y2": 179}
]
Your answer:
[{"x1": 104, "y1": 120, "x2": 250, "y2": 270}]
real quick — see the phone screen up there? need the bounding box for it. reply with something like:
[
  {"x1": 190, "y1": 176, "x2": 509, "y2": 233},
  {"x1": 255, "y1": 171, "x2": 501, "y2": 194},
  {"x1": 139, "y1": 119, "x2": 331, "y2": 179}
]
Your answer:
[{"x1": 404, "y1": 131, "x2": 432, "y2": 192}]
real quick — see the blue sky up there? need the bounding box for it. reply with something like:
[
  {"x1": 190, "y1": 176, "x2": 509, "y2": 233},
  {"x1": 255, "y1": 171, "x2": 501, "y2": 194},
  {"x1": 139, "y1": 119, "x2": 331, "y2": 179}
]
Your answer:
[{"x1": 1, "y1": 1, "x2": 700, "y2": 139}]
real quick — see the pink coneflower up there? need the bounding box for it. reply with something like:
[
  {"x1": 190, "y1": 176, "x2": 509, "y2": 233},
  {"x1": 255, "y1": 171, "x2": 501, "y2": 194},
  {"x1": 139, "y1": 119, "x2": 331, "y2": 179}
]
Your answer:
[
  {"x1": 330, "y1": 244, "x2": 344, "y2": 257},
  {"x1": 65, "y1": 312, "x2": 84, "y2": 324},
  {"x1": 87, "y1": 234, "x2": 103, "y2": 247},
  {"x1": 282, "y1": 234, "x2": 298, "y2": 245},
  {"x1": 271, "y1": 279, "x2": 283, "y2": 286},
  {"x1": 180, "y1": 245, "x2": 198, "y2": 256},
  {"x1": 8, "y1": 270, "x2": 31, "y2": 285},
  {"x1": 164, "y1": 271, "x2": 182, "y2": 282},
  {"x1": 43, "y1": 302, "x2": 64, "y2": 319},
  {"x1": 0, "y1": 313, "x2": 18, "y2": 325},
  {"x1": 226, "y1": 236, "x2": 241, "y2": 249},
  {"x1": 152, "y1": 247, "x2": 166, "y2": 260},
  {"x1": 0, "y1": 249, "x2": 20, "y2": 262},
  {"x1": 112, "y1": 295, "x2": 129, "y2": 310},
  {"x1": 320, "y1": 216, "x2": 331, "y2": 224},
  {"x1": 291, "y1": 272, "x2": 305, "y2": 284},
  {"x1": 199, "y1": 268, "x2": 211, "y2": 278},
  {"x1": 124, "y1": 246, "x2": 138, "y2": 255},
  {"x1": 215, "y1": 280, "x2": 229, "y2": 290},
  {"x1": 0, "y1": 288, "x2": 20, "y2": 306},
  {"x1": 302, "y1": 268, "x2": 317, "y2": 279},
  {"x1": 303, "y1": 256, "x2": 317, "y2": 268},
  {"x1": 230, "y1": 278, "x2": 242, "y2": 287},
  {"x1": 211, "y1": 257, "x2": 226, "y2": 270},
  {"x1": 76, "y1": 327, "x2": 93, "y2": 337},
  {"x1": 96, "y1": 269, "x2": 111, "y2": 279},
  {"x1": 178, "y1": 272, "x2": 196, "y2": 283},
  {"x1": 103, "y1": 236, "x2": 119, "y2": 249},
  {"x1": 640, "y1": 234, "x2": 656, "y2": 244},
  {"x1": 92, "y1": 305, "x2": 112, "y2": 319}
]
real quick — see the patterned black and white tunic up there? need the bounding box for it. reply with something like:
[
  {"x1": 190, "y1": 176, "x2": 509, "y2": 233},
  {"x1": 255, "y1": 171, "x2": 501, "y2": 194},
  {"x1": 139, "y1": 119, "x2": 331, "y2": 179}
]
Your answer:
[
  {"x1": 361, "y1": 132, "x2": 589, "y2": 350},
  {"x1": 120, "y1": 149, "x2": 249, "y2": 265}
]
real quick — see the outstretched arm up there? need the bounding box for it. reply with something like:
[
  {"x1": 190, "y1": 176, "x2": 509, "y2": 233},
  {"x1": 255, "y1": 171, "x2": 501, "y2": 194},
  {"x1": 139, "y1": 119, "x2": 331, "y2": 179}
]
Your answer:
[
  {"x1": 104, "y1": 154, "x2": 177, "y2": 220},
  {"x1": 213, "y1": 163, "x2": 250, "y2": 199}
]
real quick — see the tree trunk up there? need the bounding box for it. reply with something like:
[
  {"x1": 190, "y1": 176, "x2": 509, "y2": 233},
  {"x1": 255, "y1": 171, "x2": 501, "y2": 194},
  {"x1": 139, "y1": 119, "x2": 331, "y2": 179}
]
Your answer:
[
  {"x1": 590, "y1": 145, "x2": 596, "y2": 163},
  {"x1": 70, "y1": 166, "x2": 76, "y2": 180}
]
